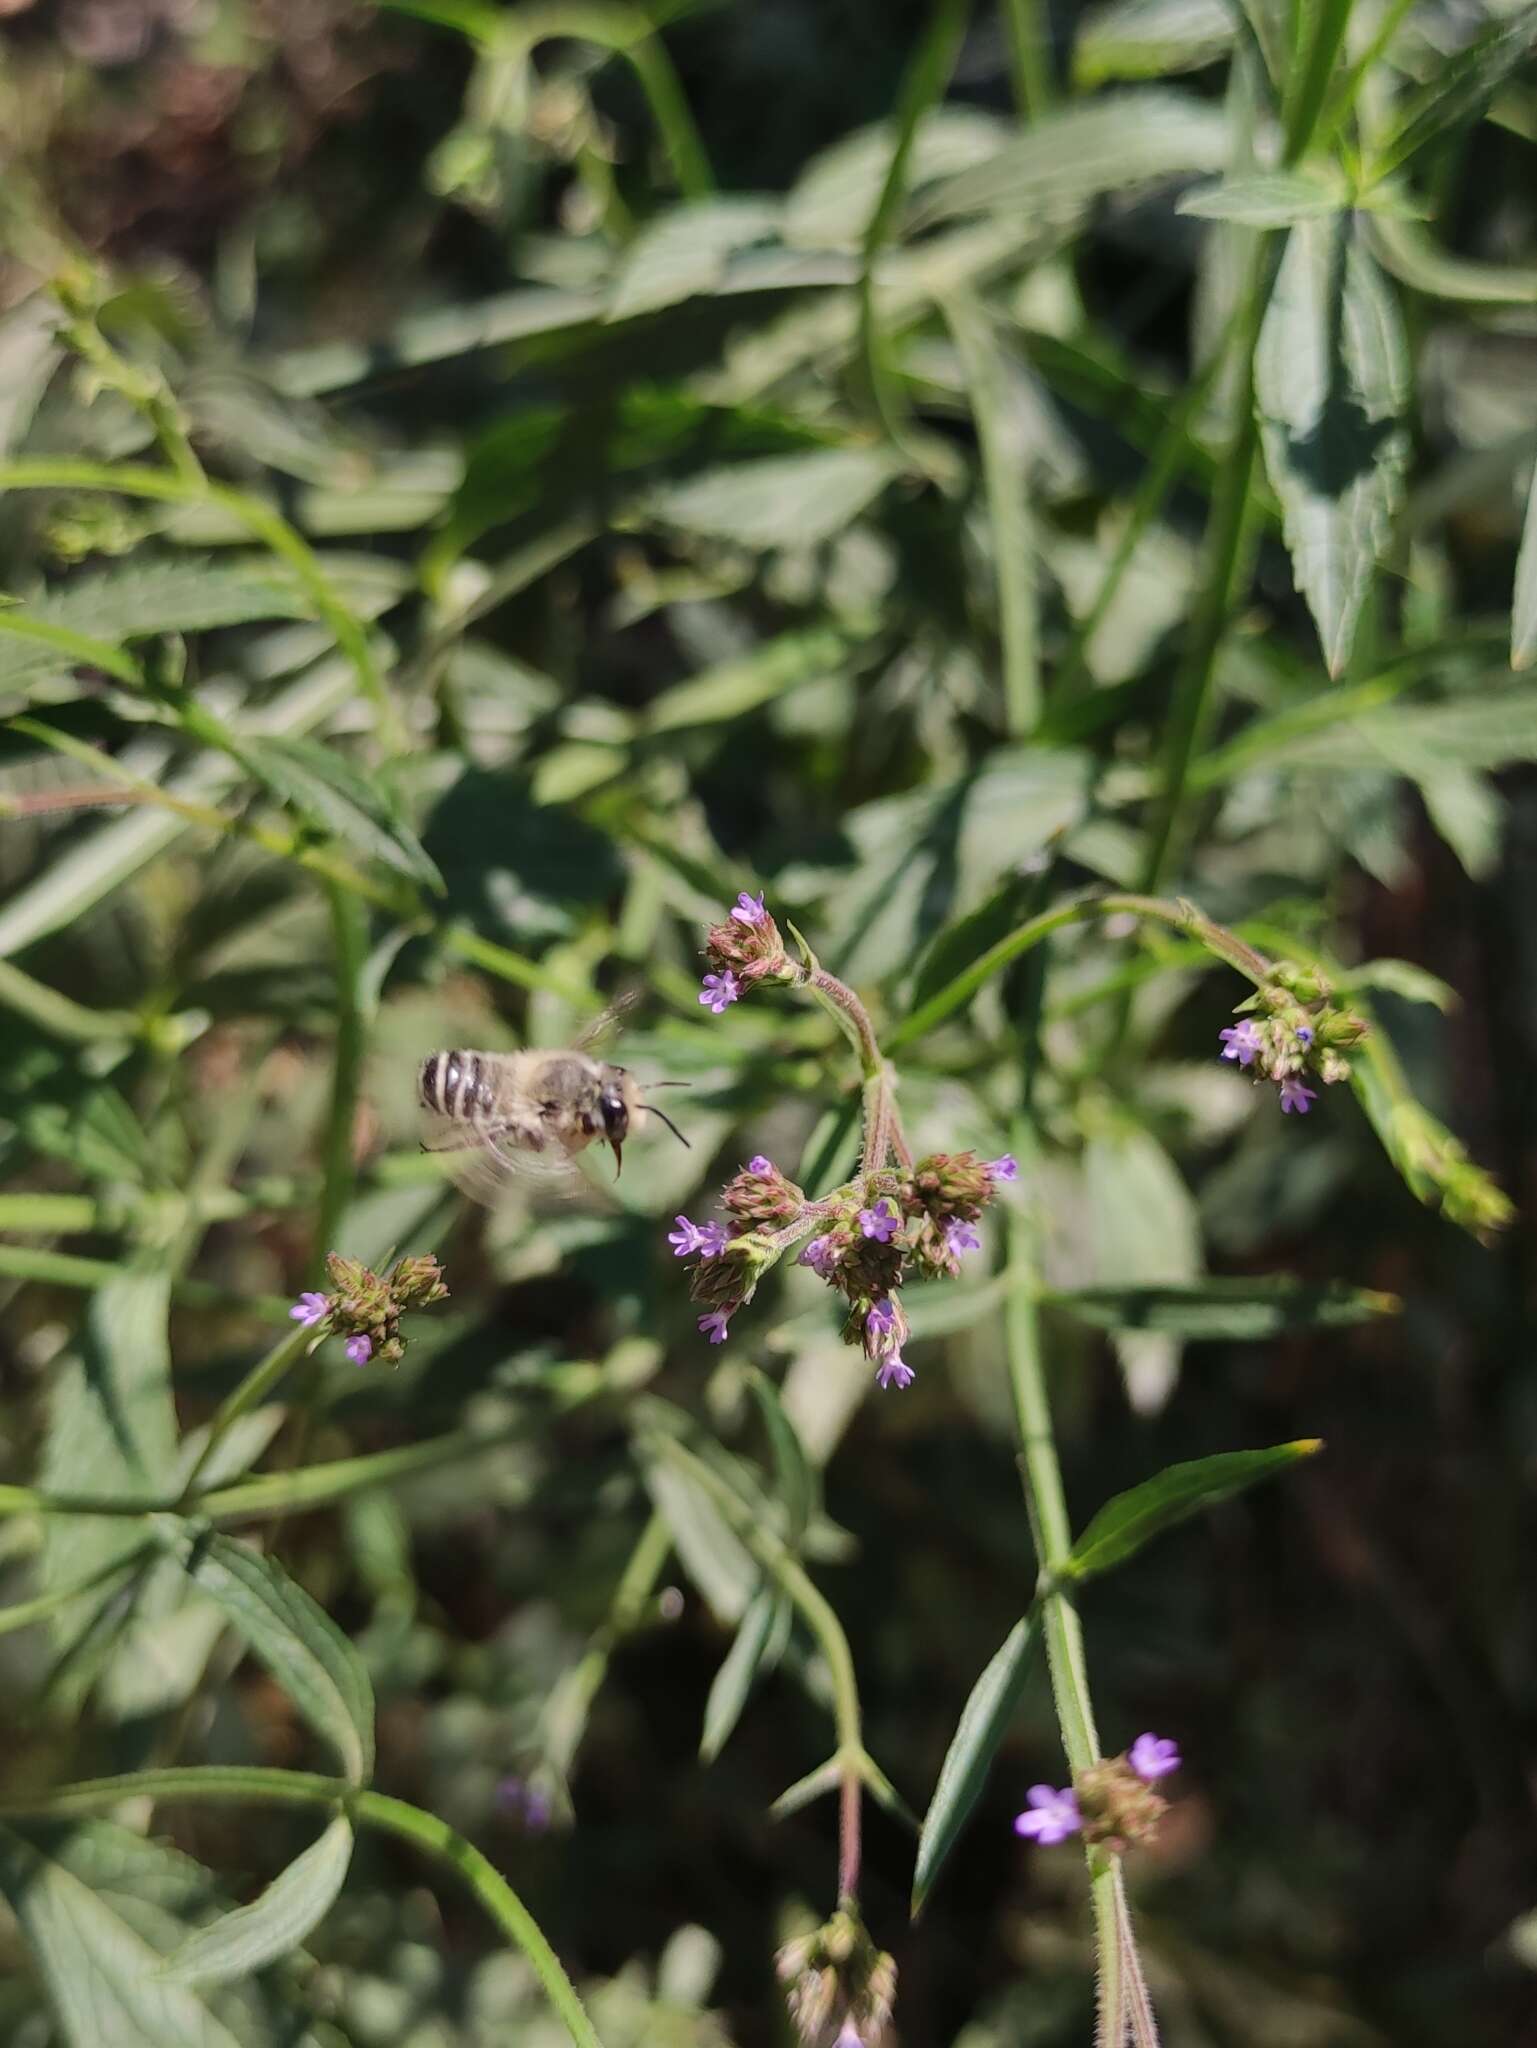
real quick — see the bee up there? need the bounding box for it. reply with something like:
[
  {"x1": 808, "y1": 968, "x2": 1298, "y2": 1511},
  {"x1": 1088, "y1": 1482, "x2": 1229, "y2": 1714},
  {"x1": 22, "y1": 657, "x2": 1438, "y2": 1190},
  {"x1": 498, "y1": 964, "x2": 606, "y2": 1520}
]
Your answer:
[{"x1": 417, "y1": 1014, "x2": 688, "y2": 1205}]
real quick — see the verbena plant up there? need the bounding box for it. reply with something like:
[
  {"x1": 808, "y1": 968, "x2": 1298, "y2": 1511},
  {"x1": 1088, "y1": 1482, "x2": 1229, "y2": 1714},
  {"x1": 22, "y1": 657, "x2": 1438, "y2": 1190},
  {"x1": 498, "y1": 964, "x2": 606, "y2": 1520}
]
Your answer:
[{"x1": 0, "y1": 0, "x2": 1531, "y2": 2042}]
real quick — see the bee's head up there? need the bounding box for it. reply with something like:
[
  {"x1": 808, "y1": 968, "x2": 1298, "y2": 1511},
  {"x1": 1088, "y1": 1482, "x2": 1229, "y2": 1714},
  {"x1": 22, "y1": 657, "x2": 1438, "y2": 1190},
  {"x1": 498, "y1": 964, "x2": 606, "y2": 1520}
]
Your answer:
[{"x1": 597, "y1": 1064, "x2": 632, "y2": 1173}]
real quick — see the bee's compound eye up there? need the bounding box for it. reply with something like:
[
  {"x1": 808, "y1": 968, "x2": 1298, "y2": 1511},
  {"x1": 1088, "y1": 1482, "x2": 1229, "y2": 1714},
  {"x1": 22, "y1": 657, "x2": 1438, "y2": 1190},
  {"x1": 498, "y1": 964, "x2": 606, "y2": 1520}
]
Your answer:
[{"x1": 598, "y1": 1084, "x2": 629, "y2": 1141}]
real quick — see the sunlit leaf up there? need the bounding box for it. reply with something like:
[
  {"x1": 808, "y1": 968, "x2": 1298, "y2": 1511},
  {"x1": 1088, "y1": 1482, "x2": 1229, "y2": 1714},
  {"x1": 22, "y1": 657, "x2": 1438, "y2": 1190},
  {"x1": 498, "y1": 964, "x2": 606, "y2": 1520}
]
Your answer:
[
  {"x1": 158, "y1": 1814, "x2": 353, "y2": 1988},
  {"x1": 1515, "y1": 459, "x2": 1537, "y2": 669},
  {"x1": 1066, "y1": 1442, "x2": 1323, "y2": 1580},
  {"x1": 157, "y1": 1525, "x2": 375, "y2": 1783},
  {"x1": 1047, "y1": 1277, "x2": 1396, "y2": 1337},
  {"x1": 1178, "y1": 170, "x2": 1346, "y2": 225},
  {"x1": 1374, "y1": 2, "x2": 1537, "y2": 180},
  {"x1": 1255, "y1": 214, "x2": 1410, "y2": 674},
  {"x1": 700, "y1": 1585, "x2": 790, "y2": 1763}
]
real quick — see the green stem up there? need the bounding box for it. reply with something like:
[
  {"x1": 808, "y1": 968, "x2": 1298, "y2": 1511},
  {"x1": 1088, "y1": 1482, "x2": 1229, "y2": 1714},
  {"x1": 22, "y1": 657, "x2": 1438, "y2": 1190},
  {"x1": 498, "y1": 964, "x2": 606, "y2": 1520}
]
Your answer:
[
  {"x1": 315, "y1": 881, "x2": 368, "y2": 1271},
  {"x1": 1004, "y1": 1149, "x2": 1134, "y2": 2045},
  {"x1": 0, "y1": 956, "x2": 144, "y2": 1044},
  {"x1": 0, "y1": 1769, "x2": 602, "y2": 2048},
  {"x1": 542, "y1": 1511, "x2": 672, "y2": 1777},
  {"x1": 356, "y1": 1791, "x2": 603, "y2": 2048},
  {"x1": 644, "y1": 1434, "x2": 866, "y2": 1900},
  {"x1": 1001, "y1": 0, "x2": 1053, "y2": 115},
  {"x1": 0, "y1": 1242, "x2": 288, "y2": 1315},
  {"x1": 178, "y1": 1321, "x2": 317, "y2": 1504}
]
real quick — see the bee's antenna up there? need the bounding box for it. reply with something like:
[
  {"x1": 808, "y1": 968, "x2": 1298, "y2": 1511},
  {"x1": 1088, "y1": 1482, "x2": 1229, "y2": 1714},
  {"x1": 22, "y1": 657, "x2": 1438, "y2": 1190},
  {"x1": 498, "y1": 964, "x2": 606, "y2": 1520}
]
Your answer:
[
  {"x1": 643, "y1": 1079, "x2": 691, "y2": 1090},
  {"x1": 643, "y1": 1105, "x2": 692, "y2": 1149}
]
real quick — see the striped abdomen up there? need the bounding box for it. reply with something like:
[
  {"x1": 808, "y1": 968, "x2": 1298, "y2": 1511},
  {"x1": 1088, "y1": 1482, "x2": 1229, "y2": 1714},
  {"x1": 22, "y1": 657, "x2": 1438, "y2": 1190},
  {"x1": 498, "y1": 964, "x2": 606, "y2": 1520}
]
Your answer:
[{"x1": 418, "y1": 1050, "x2": 500, "y2": 1122}]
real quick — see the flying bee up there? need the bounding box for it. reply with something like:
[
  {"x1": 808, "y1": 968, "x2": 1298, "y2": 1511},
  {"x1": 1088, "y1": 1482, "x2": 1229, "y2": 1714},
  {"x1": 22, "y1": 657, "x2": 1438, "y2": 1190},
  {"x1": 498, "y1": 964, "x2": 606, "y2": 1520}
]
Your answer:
[{"x1": 416, "y1": 1013, "x2": 689, "y2": 1205}]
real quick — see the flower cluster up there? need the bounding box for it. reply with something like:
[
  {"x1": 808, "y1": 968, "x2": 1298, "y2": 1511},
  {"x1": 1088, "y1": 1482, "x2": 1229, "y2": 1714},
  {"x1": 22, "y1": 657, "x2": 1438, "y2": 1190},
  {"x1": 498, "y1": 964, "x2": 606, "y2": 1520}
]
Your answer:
[
  {"x1": 697, "y1": 891, "x2": 795, "y2": 1012},
  {"x1": 288, "y1": 1251, "x2": 449, "y2": 1367},
  {"x1": 775, "y1": 1906, "x2": 896, "y2": 2048},
  {"x1": 1218, "y1": 966, "x2": 1366, "y2": 1115},
  {"x1": 1015, "y1": 1731, "x2": 1181, "y2": 1853},
  {"x1": 669, "y1": 1148, "x2": 1016, "y2": 1390}
]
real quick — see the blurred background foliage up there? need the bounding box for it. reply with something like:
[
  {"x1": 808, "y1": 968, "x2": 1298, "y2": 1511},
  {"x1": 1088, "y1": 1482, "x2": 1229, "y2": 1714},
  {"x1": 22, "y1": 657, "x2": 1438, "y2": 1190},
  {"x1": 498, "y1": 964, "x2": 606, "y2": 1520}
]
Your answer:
[{"x1": 0, "y1": 0, "x2": 1536, "y2": 2043}]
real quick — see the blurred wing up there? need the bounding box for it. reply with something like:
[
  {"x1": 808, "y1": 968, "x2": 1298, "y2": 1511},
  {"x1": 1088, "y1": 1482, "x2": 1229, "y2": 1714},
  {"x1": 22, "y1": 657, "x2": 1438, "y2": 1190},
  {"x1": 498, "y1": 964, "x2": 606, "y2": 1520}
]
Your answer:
[
  {"x1": 418, "y1": 1108, "x2": 589, "y2": 1208},
  {"x1": 573, "y1": 986, "x2": 643, "y2": 1054}
]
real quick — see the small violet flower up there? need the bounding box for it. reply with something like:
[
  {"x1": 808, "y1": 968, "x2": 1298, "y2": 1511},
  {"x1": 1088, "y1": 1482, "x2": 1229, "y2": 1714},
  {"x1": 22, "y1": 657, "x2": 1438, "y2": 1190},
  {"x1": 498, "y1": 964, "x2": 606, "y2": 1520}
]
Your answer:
[
  {"x1": 289, "y1": 1290, "x2": 328, "y2": 1327},
  {"x1": 858, "y1": 1199, "x2": 900, "y2": 1243},
  {"x1": 748, "y1": 1154, "x2": 774, "y2": 1176},
  {"x1": 1219, "y1": 1019, "x2": 1263, "y2": 1068},
  {"x1": 1128, "y1": 1732, "x2": 1181, "y2": 1783},
  {"x1": 496, "y1": 1776, "x2": 552, "y2": 1832},
  {"x1": 799, "y1": 1235, "x2": 838, "y2": 1277},
  {"x1": 875, "y1": 1354, "x2": 915, "y2": 1391},
  {"x1": 1014, "y1": 1784, "x2": 1082, "y2": 1846},
  {"x1": 730, "y1": 891, "x2": 767, "y2": 926},
  {"x1": 987, "y1": 1153, "x2": 1019, "y2": 1183},
  {"x1": 699, "y1": 970, "x2": 742, "y2": 1015},
  {"x1": 865, "y1": 1298, "x2": 897, "y2": 1344},
  {"x1": 1279, "y1": 1076, "x2": 1317, "y2": 1115},
  {"x1": 1295, "y1": 1024, "x2": 1314, "y2": 1047},
  {"x1": 945, "y1": 1218, "x2": 981, "y2": 1257},
  {"x1": 669, "y1": 1216, "x2": 730, "y2": 1260},
  {"x1": 345, "y1": 1334, "x2": 373, "y2": 1367},
  {"x1": 698, "y1": 1310, "x2": 732, "y2": 1345}
]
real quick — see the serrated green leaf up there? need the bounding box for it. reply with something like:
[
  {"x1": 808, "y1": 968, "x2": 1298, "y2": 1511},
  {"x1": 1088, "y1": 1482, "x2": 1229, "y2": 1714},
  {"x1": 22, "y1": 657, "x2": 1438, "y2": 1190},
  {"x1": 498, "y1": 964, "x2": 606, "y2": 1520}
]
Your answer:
[
  {"x1": 1066, "y1": 1442, "x2": 1323, "y2": 1580},
  {"x1": 0, "y1": 1822, "x2": 247, "y2": 2048},
  {"x1": 1178, "y1": 171, "x2": 1347, "y2": 225},
  {"x1": 1046, "y1": 1277, "x2": 1396, "y2": 1338},
  {"x1": 700, "y1": 1586, "x2": 785, "y2": 1764},
  {"x1": 1374, "y1": 2, "x2": 1537, "y2": 180},
  {"x1": 158, "y1": 1814, "x2": 353, "y2": 1988},
  {"x1": 912, "y1": 1615, "x2": 1035, "y2": 1917},
  {"x1": 1255, "y1": 215, "x2": 1410, "y2": 675},
  {"x1": 158, "y1": 1526, "x2": 375, "y2": 1783},
  {"x1": 236, "y1": 735, "x2": 442, "y2": 890}
]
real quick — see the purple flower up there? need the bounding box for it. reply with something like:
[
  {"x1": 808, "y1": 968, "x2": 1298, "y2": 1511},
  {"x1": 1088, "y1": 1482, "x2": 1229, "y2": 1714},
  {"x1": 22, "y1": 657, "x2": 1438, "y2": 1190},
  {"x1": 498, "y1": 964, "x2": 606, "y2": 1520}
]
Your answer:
[
  {"x1": 345, "y1": 1334, "x2": 373, "y2": 1367},
  {"x1": 799, "y1": 1235, "x2": 838, "y2": 1277},
  {"x1": 1279, "y1": 1076, "x2": 1317, "y2": 1114},
  {"x1": 668, "y1": 1215, "x2": 706, "y2": 1257},
  {"x1": 698, "y1": 1310, "x2": 732, "y2": 1345},
  {"x1": 747, "y1": 1154, "x2": 774, "y2": 1176},
  {"x1": 1128, "y1": 1732, "x2": 1180, "y2": 1783},
  {"x1": 865, "y1": 1298, "x2": 897, "y2": 1344},
  {"x1": 1219, "y1": 1019, "x2": 1263, "y2": 1068},
  {"x1": 730, "y1": 891, "x2": 767, "y2": 926},
  {"x1": 875, "y1": 1354, "x2": 915, "y2": 1391},
  {"x1": 496, "y1": 1777, "x2": 552, "y2": 1832},
  {"x1": 945, "y1": 1218, "x2": 981, "y2": 1257},
  {"x1": 697, "y1": 1222, "x2": 729, "y2": 1257},
  {"x1": 987, "y1": 1154, "x2": 1019, "y2": 1183},
  {"x1": 1295, "y1": 1024, "x2": 1314, "y2": 1047},
  {"x1": 1013, "y1": 1784, "x2": 1082, "y2": 1846},
  {"x1": 857, "y1": 1199, "x2": 900, "y2": 1243},
  {"x1": 699, "y1": 970, "x2": 742, "y2": 1015},
  {"x1": 289, "y1": 1291, "x2": 328, "y2": 1327}
]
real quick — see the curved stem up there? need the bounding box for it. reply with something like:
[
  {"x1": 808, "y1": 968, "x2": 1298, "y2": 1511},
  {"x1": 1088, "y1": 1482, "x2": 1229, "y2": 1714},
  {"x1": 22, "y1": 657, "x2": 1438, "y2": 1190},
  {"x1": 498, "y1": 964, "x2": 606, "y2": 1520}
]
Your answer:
[
  {"x1": 0, "y1": 1769, "x2": 602, "y2": 2048},
  {"x1": 314, "y1": 881, "x2": 368, "y2": 1273}
]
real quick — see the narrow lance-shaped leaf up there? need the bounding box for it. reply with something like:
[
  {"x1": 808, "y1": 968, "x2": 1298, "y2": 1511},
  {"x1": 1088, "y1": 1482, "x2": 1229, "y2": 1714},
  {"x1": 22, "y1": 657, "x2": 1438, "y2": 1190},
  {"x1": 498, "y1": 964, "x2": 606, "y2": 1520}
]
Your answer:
[
  {"x1": 157, "y1": 1522, "x2": 375, "y2": 1783},
  {"x1": 745, "y1": 1368, "x2": 817, "y2": 1546},
  {"x1": 1178, "y1": 170, "x2": 1347, "y2": 225},
  {"x1": 1046, "y1": 1277, "x2": 1397, "y2": 1339},
  {"x1": 1374, "y1": 2, "x2": 1537, "y2": 181},
  {"x1": 700, "y1": 1585, "x2": 790, "y2": 1764},
  {"x1": 1255, "y1": 214, "x2": 1410, "y2": 675},
  {"x1": 912, "y1": 1615, "x2": 1035, "y2": 1917},
  {"x1": 158, "y1": 1813, "x2": 354, "y2": 1988},
  {"x1": 1065, "y1": 1442, "x2": 1323, "y2": 1581}
]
